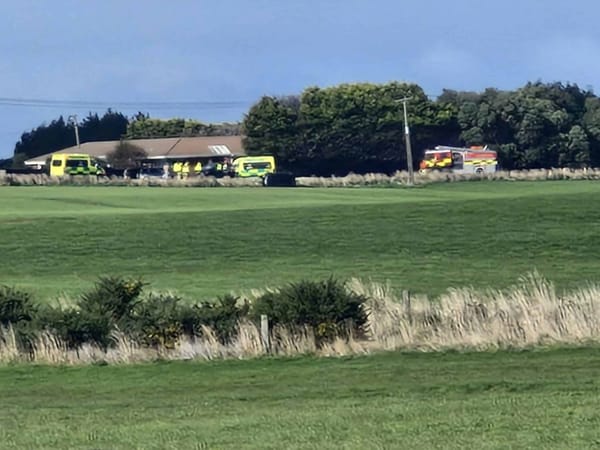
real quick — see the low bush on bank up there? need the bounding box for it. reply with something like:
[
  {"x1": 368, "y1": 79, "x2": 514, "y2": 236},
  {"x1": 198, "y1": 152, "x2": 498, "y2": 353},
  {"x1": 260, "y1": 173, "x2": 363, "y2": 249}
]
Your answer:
[
  {"x1": 0, "y1": 276, "x2": 364, "y2": 355},
  {"x1": 251, "y1": 277, "x2": 368, "y2": 345},
  {"x1": 0, "y1": 286, "x2": 39, "y2": 352}
]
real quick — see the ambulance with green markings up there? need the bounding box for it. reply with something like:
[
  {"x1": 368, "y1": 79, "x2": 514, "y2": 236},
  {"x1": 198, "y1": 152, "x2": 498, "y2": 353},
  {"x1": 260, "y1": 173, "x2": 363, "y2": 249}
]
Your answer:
[
  {"x1": 231, "y1": 155, "x2": 276, "y2": 178},
  {"x1": 50, "y1": 153, "x2": 105, "y2": 176}
]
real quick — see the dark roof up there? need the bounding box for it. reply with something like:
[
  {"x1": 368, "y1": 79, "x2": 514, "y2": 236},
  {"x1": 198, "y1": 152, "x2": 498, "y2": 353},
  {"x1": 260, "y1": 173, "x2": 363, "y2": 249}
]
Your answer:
[{"x1": 25, "y1": 136, "x2": 245, "y2": 165}]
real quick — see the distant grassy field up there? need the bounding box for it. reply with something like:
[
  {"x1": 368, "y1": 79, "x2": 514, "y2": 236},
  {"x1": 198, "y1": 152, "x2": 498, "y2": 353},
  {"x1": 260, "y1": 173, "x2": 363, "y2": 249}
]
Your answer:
[
  {"x1": 1, "y1": 181, "x2": 600, "y2": 300},
  {"x1": 1, "y1": 348, "x2": 599, "y2": 449}
]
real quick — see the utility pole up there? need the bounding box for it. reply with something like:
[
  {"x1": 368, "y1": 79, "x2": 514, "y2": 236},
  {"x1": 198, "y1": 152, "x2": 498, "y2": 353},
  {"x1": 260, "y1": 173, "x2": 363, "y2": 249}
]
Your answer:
[
  {"x1": 68, "y1": 115, "x2": 80, "y2": 149},
  {"x1": 396, "y1": 97, "x2": 414, "y2": 185}
]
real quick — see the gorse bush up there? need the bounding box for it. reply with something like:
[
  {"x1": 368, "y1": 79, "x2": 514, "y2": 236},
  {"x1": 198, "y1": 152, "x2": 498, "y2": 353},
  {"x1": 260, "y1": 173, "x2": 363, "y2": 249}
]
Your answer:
[
  {"x1": 52, "y1": 277, "x2": 252, "y2": 349},
  {"x1": 251, "y1": 277, "x2": 369, "y2": 344},
  {"x1": 39, "y1": 276, "x2": 146, "y2": 349},
  {"x1": 188, "y1": 294, "x2": 250, "y2": 343},
  {"x1": 0, "y1": 286, "x2": 39, "y2": 352},
  {"x1": 127, "y1": 293, "x2": 185, "y2": 349},
  {"x1": 124, "y1": 293, "x2": 250, "y2": 348},
  {"x1": 0, "y1": 286, "x2": 37, "y2": 325},
  {"x1": 0, "y1": 276, "x2": 365, "y2": 352},
  {"x1": 40, "y1": 306, "x2": 113, "y2": 349},
  {"x1": 78, "y1": 276, "x2": 145, "y2": 321}
]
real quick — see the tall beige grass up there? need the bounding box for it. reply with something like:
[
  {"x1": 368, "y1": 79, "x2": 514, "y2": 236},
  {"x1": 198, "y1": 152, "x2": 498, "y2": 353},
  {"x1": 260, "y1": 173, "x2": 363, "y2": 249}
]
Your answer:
[
  {"x1": 351, "y1": 273, "x2": 600, "y2": 351},
  {"x1": 0, "y1": 173, "x2": 264, "y2": 187},
  {"x1": 2, "y1": 274, "x2": 599, "y2": 365},
  {"x1": 295, "y1": 167, "x2": 600, "y2": 187},
  {"x1": 3, "y1": 167, "x2": 600, "y2": 187}
]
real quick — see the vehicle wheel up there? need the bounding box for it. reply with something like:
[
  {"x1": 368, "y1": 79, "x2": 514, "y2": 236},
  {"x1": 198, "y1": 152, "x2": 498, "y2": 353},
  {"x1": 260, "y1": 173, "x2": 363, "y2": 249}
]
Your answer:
[{"x1": 475, "y1": 167, "x2": 484, "y2": 174}]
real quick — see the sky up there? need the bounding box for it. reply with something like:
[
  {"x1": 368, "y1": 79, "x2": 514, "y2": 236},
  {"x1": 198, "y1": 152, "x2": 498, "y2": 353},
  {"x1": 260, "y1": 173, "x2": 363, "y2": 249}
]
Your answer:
[{"x1": 1, "y1": 0, "x2": 599, "y2": 158}]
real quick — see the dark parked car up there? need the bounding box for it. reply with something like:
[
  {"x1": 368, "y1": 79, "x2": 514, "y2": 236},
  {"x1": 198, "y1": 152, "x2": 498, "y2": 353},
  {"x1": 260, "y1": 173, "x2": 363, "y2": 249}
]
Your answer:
[{"x1": 262, "y1": 172, "x2": 296, "y2": 187}]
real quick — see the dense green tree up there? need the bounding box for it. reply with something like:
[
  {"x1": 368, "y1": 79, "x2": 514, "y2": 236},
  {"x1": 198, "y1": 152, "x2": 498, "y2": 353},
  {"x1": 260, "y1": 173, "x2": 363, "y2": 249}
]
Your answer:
[
  {"x1": 562, "y1": 125, "x2": 590, "y2": 167},
  {"x1": 126, "y1": 117, "x2": 241, "y2": 139},
  {"x1": 12, "y1": 110, "x2": 130, "y2": 167},
  {"x1": 297, "y1": 83, "x2": 410, "y2": 173},
  {"x1": 242, "y1": 95, "x2": 302, "y2": 168},
  {"x1": 582, "y1": 96, "x2": 600, "y2": 167},
  {"x1": 13, "y1": 116, "x2": 73, "y2": 165},
  {"x1": 79, "y1": 110, "x2": 129, "y2": 143}
]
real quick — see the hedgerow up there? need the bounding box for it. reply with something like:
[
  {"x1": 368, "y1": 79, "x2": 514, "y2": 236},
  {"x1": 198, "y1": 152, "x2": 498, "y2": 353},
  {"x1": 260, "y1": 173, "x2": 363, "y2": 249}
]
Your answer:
[{"x1": 0, "y1": 276, "x2": 360, "y2": 351}]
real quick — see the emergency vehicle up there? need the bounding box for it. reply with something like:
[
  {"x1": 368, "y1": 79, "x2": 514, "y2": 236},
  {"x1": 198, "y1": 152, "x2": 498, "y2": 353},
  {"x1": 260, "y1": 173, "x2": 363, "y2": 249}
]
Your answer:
[
  {"x1": 50, "y1": 153, "x2": 105, "y2": 176},
  {"x1": 231, "y1": 156, "x2": 276, "y2": 178},
  {"x1": 419, "y1": 145, "x2": 498, "y2": 174}
]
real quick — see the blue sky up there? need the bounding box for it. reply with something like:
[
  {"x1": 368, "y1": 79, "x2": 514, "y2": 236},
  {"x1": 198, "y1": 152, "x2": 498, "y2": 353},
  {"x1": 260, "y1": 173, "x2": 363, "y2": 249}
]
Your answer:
[{"x1": 1, "y1": 0, "x2": 599, "y2": 158}]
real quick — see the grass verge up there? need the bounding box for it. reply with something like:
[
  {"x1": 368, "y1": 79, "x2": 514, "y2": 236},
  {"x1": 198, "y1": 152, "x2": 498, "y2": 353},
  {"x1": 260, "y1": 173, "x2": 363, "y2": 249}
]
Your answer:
[{"x1": 1, "y1": 348, "x2": 599, "y2": 449}]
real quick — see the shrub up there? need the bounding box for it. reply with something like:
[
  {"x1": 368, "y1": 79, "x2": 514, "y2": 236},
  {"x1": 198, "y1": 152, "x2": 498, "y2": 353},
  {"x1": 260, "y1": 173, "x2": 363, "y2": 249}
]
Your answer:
[
  {"x1": 78, "y1": 276, "x2": 145, "y2": 322},
  {"x1": 0, "y1": 277, "x2": 368, "y2": 353},
  {"x1": 38, "y1": 276, "x2": 146, "y2": 349},
  {"x1": 251, "y1": 277, "x2": 369, "y2": 344},
  {"x1": 179, "y1": 294, "x2": 250, "y2": 344},
  {"x1": 103, "y1": 291, "x2": 250, "y2": 348},
  {"x1": 0, "y1": 286, "x2": 40, "y2": 352},
  {"x1": 0, "y1": 286, "x2": 38, "y2": 325},
  {"x1": 127, "y1": 293, "x2": 185, "y2": 349},
  {"x1": 38, "y1": 306, "x2": 113, "y2": 349}
]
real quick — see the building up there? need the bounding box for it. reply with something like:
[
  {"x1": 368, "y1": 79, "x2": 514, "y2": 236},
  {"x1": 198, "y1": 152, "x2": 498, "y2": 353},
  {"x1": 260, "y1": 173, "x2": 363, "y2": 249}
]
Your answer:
[{"x1": 24, "y1": 135, "x2": 244, "y2": 167}]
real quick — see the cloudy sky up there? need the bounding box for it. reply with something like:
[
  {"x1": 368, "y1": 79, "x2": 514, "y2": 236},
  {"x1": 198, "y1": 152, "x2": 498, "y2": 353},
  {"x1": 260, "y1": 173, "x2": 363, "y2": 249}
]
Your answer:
[{"x1": 1, "y1": 0, "x2": 598, "y2": 158}]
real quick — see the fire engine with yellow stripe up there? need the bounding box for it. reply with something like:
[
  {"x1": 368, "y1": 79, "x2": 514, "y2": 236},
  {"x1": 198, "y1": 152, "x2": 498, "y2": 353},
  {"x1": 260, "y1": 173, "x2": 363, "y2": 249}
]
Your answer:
[{"x1": 419, "y1": 145, "x2": 498, "y2": 175}]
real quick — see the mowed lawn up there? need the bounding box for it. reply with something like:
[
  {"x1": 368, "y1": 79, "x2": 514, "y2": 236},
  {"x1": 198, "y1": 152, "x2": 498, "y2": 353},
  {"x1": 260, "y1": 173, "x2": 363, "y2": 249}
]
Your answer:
[
  {"x1": 2, "y1": 181, "x2": 600, "y2": 300},
  {"x1": 1, "y1": 349, "x2": 599, "y2": 449}
]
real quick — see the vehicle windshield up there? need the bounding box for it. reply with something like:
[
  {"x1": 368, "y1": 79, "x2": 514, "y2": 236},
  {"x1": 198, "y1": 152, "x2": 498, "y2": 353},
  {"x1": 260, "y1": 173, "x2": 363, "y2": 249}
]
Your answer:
[
  {"x1": 243, "y1": 162, "x2": 271, "y2": 170},
  {"x1": 65, "y1": 159, "x2": 89, "y2": 168},
  {"x1": 424, "y1": 152, "x2": 450, "y2": 160}
]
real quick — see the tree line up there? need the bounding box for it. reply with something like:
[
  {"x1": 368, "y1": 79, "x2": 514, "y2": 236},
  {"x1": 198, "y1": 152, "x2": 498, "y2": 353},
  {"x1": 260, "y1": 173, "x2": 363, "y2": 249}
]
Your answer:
[
  {"x1": 5, "y1": 80, "x2": 600, "y2": 174},
  {"x1": 7, "y1": 110, "x2": 129, "y2": 168},
  {"x1": 5, "y1": 112, "x2": 240, "y2": 169},
  {"x1": 242, "y1": 81, "x2": 600, "y2": 175}
]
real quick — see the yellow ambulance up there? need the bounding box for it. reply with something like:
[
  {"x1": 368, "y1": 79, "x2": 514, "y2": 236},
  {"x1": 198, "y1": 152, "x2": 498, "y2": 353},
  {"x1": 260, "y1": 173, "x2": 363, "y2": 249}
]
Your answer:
[
  {"x1": 232, "y1": 156, "x2": 276, "y2": 178},
  {"x1": 50, "y1": 153, "x2": 104, "y2": 176}
]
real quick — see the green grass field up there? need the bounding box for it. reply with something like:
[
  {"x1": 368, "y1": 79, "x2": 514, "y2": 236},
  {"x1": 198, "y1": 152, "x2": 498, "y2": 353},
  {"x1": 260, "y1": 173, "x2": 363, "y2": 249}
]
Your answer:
[
  {"x1": 1, "y1": 348, "x2": 599, "y2": 449},
  {"x1": 3, "y1": 182, "x2": 600, "y2": 448},
  {"x1": 2, "y1": 181, "x2": 600, "y2": 301}
]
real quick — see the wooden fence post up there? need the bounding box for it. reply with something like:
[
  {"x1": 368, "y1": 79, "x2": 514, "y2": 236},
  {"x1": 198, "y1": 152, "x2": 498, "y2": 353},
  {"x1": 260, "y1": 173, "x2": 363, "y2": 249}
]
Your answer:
[
  {"x1": 404, "y1": 291, "x2": 413, "y2": 325},
  {"x1": 260, "y1": 314, "x2": 270, "y2": 353}
]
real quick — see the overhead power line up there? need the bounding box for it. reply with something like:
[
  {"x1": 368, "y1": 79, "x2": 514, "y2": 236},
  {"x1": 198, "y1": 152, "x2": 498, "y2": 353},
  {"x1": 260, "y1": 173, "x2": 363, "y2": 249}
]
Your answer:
[
  {"x1": 0, "y1": 97, "x2": 254, "y2": 110},
  {"x1": 0, "y1": 91, "x2": 445, "y2": 111}
]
